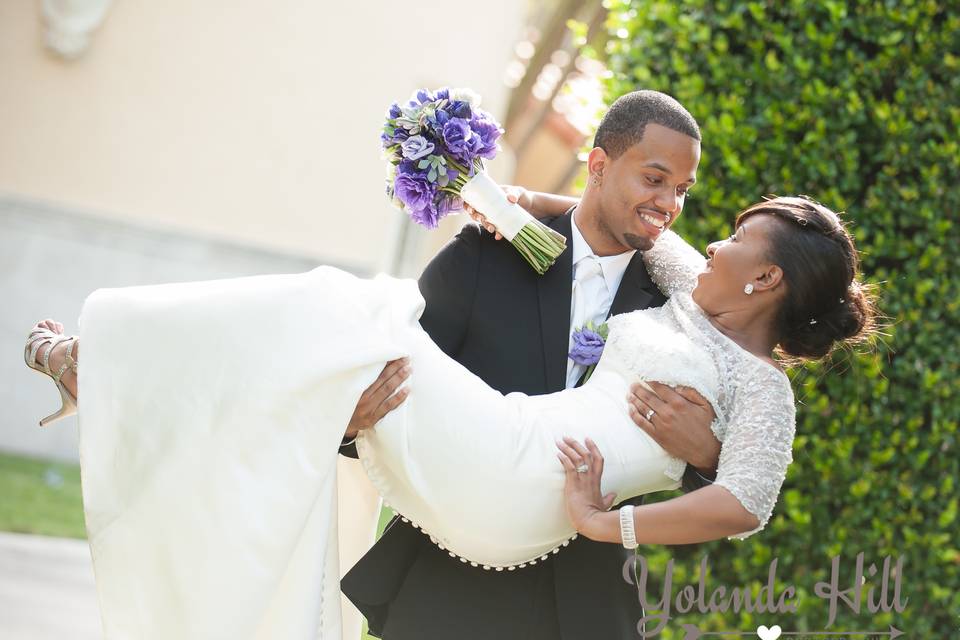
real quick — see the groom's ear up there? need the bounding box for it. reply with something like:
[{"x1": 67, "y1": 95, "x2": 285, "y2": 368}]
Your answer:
[{"x1": 587, "y1": 147, "x2": 608, "y2": 179}]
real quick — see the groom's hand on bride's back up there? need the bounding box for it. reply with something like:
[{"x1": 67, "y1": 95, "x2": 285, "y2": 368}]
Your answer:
[{"x1": 626, "y1": 382, "x2": 721, "y2": 479}]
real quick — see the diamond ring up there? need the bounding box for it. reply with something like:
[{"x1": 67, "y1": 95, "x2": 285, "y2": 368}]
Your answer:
[{"x1": 575, "y1": 464, "x2": 589, "y2": 474}]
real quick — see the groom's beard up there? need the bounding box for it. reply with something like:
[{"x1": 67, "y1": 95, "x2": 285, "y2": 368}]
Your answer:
[
  {"x1": 596, "y1": 214, "x2": 653, "y2": 253},
  {"x1": 624, "y1": 232, "x2": 655, "y2": 252}
]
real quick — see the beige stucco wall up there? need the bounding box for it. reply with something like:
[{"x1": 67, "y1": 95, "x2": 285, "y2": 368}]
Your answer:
[
  {"x1": 2, "y1": 5, "x2": 528, "y2": 637},
  {"x1": 0, "y1": 0, "x2": 523, "y2": 272}
]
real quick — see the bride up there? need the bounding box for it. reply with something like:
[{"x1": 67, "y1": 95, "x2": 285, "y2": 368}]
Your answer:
[{"x1": 25, "y1": 195, "x2": 873, "y2": 639}]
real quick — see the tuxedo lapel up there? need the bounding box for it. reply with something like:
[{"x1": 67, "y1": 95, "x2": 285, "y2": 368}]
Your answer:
[
  {"x1": 608, "y1": 250, "x2": 659, "y2": 317},
  {"x1": 536, "y1": 213, "x2": 663, "y2": 391},
  {"x1": 568, "y1": 253, "x2": 660, "y2": 389},
  {"x1": 536, "y1": 212, "x2": 575, "y2": 393}
]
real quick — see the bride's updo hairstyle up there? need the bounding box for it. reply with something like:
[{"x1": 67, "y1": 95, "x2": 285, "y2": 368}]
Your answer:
[{"x1": 736, "y1": 196, "x2": 877, "y2": 361}]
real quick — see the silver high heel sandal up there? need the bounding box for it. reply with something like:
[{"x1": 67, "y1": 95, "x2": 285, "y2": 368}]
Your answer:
[{"x1": 24, "y1": 328, "x2": 79, "y2": 426}]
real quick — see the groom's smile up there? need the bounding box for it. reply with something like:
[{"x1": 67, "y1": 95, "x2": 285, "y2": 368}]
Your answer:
[{"x1": 637, "y1": 207, "x2": 671, "y2": 234}]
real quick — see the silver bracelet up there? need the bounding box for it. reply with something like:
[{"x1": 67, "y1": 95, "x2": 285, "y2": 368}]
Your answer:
[{"x1": 619, "y1": 505, "x2": 638, "y2": 549}]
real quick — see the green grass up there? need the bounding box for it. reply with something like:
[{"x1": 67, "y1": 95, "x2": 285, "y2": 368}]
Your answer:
[
  {"x1": 0, "y1": 451, "x2": 86, "y2": 538},
  {"x1": 0, "y1": 450, "x2": 398, "y2": 543}
]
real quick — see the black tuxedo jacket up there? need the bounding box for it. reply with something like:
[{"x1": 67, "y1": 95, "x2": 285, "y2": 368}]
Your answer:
[{"x1": 342, "y1": 211, "x2": 705, "y2": 639}]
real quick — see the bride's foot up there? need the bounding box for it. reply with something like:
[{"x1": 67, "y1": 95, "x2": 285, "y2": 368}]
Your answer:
[{"x1": 25, "y1": 319, "x2": 79, "y2": 425}]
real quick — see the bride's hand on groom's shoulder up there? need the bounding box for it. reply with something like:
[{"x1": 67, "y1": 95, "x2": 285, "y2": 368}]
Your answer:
[
  {"x1": 556, "y1": 437, "x2": 617, "y2": 540},
  {"x1": 464, "y1": 185, "x2": 532, "y2": 240}
]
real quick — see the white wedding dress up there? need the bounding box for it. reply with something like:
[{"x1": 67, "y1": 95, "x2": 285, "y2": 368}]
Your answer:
[{"x1": 76, "y1": 230, "x2": 795, "y2": 639}]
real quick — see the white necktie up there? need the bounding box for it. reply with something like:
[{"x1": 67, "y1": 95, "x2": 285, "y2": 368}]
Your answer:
[{"x1": 567, "y1": 256, "x2": 605, "y2": 388}]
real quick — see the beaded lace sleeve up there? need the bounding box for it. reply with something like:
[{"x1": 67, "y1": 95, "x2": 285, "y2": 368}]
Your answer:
[
  {"x1": 643, "y1": 230, "x2": 707, "y2": 296},
  {"x1": 714, "y1": 365, "x2": 797, "y2": 539}
]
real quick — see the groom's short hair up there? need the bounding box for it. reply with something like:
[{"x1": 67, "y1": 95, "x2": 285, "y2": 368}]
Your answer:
[{"x1": 593, "y1": 90, "x2": 701, "y2": 158}]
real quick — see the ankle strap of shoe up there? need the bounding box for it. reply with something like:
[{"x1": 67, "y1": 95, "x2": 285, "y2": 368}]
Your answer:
[
  {"x1": 42, "y1": 335, "x2": 74, "y2": 380},
  {"x1": 54, "y1": 338, "x2": 79, "y2": 382}
]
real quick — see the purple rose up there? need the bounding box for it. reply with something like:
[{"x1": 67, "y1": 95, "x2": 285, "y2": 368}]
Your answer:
[
  {"x1": 449, "y1": 100, "x2": 473, "y2": 120},
  {"x1": 381, "y1": 126, "x2": 407, "y2": 147},
  {"x1": 409, "y1": 192, "x2": 460, "y2": 230},
  {"x1": 408, "y1": 200, "x2": 442, "y2": 229},
  {"x1": 393, "y1": 167, "x2": 436, "y2": 215},
  {"x1": 471, "y1": 117, "x2": 501, "y2": 159},
  {"x1": 434, "y1": 87, "x2": 450, "y2": 100},
  {"x1": 568, "y1": 328, "x2": 605, "y2": 366},
  {"x1": 427, "y1": 108, "x2": 450, "y2": 140},
  {"x1": 401, "y1": 135, "x2": 435, "y2": 161},
  {"x1": 409, "y1": 89, "x2": 434, "y2": 106},
  {"x1": 443, "y1": 118, "x2": 482, "y2": 161},
  {"x1": 429, "y1": 108, "x2": 450, "y2": 127},
  {"x1": 388, "y1": 103, "x2": 402, "y2": 119},
  {"x1": 436, "y1": 192, "x2": 462, "y2": 216}
]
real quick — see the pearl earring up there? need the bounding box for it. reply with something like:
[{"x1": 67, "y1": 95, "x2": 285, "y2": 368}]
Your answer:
[{"x1": 743, "y1": 283, "x2": 754, "y2": 295}]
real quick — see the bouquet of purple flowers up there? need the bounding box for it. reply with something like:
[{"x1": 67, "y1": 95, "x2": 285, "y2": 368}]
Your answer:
[
  {"x1": 569, "y1": 321, "x2": 609, "y2": 383},
  {"x1": 382, "y1": 87, "x2": 567, "y2": 275}
]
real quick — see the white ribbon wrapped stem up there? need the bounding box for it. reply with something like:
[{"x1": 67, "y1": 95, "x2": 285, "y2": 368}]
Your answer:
[{"x1": 459, "y1": 170, "x2": 531, "y2": 241}]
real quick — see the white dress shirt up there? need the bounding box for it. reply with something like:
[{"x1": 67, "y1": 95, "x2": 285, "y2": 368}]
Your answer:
[{"x1": 566, "y1": 214, "x2": 636, "y2": 388}]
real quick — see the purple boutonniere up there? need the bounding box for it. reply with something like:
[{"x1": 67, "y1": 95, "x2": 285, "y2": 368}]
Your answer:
[{"x1": 568, "y1": 321, "x2": 609, "y2": 383}]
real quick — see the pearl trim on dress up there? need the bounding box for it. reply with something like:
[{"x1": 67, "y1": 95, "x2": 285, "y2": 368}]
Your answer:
[
  {"x1": 390, "y1": 510, "x2": 576, "y2": 571},
  {"x1": 357, "y1": 432, "x2": 577, "y2": 570}
]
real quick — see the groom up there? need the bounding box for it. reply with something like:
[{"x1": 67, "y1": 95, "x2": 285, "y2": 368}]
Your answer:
[{"x1": 341, "y1": 90, "x2": 720, "y2": 639}]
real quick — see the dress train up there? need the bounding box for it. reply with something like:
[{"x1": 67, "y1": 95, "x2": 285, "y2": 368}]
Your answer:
[{"x1": 77, "y1": 267, "x2": 417, "y2": 639}]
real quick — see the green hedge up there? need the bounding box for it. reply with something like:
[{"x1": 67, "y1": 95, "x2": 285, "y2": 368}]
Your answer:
[{"x1": 596, "y1": 1, "x2": 959, "y2": 636}]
